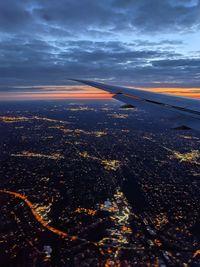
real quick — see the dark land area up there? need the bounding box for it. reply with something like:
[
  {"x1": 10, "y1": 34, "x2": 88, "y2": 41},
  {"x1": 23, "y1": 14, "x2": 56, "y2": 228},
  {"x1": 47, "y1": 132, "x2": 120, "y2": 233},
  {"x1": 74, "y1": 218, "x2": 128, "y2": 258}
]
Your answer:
[{"x1": 0, "y1": 99, "x2": 200, "y2": 266}]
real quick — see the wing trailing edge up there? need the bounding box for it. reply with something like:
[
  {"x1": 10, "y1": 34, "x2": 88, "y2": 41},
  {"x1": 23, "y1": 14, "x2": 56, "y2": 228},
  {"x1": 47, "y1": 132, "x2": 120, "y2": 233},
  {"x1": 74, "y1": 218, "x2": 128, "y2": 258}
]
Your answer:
[{"x1": 71, "y1": 79, "x2": 200, "y2": 132}]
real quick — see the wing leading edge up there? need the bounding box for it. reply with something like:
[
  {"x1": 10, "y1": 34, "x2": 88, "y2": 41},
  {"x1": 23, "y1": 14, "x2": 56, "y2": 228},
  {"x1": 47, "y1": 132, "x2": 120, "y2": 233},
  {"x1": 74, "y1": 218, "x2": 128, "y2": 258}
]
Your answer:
[{"x1": 72, "y1": 79, "x2": 200, "y2": 132}]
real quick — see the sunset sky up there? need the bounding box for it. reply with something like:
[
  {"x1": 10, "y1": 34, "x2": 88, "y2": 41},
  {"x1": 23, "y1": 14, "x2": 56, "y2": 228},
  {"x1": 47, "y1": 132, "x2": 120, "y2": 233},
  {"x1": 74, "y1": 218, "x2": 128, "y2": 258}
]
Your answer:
[
  {"x1": 0, "y1": 0, "x2": 200, "y2": 100},
  {"x1": 1, "y1": 85, "x2": 200, "y2": 101}
]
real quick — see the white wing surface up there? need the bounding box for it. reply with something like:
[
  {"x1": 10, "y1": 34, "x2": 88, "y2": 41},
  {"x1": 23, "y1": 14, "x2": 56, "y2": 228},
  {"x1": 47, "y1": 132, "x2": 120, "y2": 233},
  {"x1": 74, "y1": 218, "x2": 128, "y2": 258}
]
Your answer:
[{"x1": 72, "y1": 79, "x2": 200, "y2": 132}]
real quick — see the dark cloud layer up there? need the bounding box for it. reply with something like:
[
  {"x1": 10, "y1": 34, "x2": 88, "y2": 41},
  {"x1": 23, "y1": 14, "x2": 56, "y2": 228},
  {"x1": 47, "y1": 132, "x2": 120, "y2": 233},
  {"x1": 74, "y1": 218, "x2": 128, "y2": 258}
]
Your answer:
[{"x1": 0, "y1": 0, "x2": 200, "y2": 87}]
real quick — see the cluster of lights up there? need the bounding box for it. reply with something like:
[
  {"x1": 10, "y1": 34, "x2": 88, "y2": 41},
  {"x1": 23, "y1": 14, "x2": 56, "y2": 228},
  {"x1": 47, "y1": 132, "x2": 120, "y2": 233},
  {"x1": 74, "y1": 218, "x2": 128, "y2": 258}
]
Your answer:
[
  {"x1": 65, "y1": 107, "x2": 95, "y2": 111},
  {"x1": 79, "y1": 151, "x2": 121, "y2": 171},
  {"x1": 170, "y1": 150, "x2": 200, "y2": 164},
  {"x1": 75, "y1": 207, "x2": 97, "y2": 216},
  {"x1": 101, "y1": 160, "x2": 121, "y2": 171},
  {"x1": 98, "y1": 189, "x2": 132, "y2": 247},
  {"x1": 109, "y1": 114, "x2": 129, "y2": 119},
  {"x1": 11, "y1": 151, "x2": 64, "y2": 160},
  {"x1": 0, "y1": 115, "x2": 68, "y2": 124}
]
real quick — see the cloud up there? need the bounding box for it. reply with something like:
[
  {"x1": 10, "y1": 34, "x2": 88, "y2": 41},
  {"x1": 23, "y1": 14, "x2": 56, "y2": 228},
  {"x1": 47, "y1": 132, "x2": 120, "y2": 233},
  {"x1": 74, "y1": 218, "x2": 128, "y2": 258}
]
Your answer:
[
  {"x1": 0, "y1": 37, "x2": 199, "y2": 87},
  {"x1": 0, "y1": 0, "x2": 200, "y2": 88},
  {"x1": 113, "y1": 0, "x2": 200, "y2": 32},
  {"x1": 152, "y1": 59, "x2": 200, "y2": 67},
  {"x1": 1, "y1": 0, "x2": 199, "y2": 34},
  {"x1": 0, "y1": 1, "x2": 32, "y2": 32}
]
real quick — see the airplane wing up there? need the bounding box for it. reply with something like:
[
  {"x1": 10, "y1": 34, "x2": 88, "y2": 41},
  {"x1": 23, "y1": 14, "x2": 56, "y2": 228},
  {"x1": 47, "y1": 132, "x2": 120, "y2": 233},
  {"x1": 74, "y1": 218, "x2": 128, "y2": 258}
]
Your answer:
[{"x1": 72, "y1": 79, "x2": 200, "y2": 132}]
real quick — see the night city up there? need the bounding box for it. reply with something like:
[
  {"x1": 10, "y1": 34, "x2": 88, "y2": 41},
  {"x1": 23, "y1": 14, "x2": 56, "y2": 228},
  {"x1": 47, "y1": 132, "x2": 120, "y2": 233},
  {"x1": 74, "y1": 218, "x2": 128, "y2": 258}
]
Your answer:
[{"x1": 0, "y1": 1, "x2": 200, "y2": 266}]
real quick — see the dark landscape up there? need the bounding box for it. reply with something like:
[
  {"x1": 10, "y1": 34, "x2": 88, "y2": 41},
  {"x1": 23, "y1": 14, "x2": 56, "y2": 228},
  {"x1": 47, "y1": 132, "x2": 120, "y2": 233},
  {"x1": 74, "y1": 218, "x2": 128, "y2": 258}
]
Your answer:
[{"x1": 0, "y1": 99, "x2": 200, "y2": 266}]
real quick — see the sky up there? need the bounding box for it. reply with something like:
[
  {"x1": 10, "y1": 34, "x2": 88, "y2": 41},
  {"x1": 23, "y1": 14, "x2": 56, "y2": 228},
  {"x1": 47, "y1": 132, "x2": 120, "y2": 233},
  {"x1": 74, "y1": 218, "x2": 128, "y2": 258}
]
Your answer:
[{"x1": 0, "y1": 0, "x2": 200, "y2": 100}]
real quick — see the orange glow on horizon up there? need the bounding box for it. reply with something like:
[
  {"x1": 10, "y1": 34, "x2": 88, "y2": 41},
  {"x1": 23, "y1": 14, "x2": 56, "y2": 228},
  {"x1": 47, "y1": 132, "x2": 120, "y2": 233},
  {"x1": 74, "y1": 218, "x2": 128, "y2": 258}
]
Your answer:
[
  {"x1": 0, "y1": 91, "x2": 113, "y2": 101},
  {"x1": 142, "y1": 87, "x2": 200, "y2": 98},
  {"x1": 0, "y1": 85, "x2": 200, "y2": 100}
]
